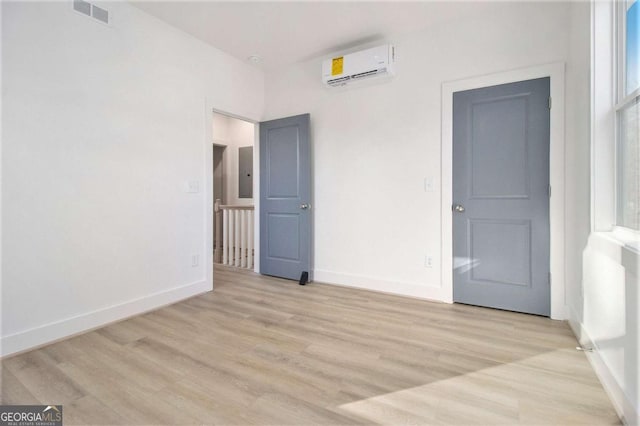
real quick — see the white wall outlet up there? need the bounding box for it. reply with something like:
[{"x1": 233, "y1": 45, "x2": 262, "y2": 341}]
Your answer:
[
  {"x1": 424, "y1": 177, "x2": 435, "y2": 192},
  {"x1": 191, "y1": 254, "x2": 199, "y2": 267},
  {"x1": 425, "y1": 255, "x2": 433, "y2": 268},
  {"x1": 186, "y1": 180, "x2": 200, "y2": 193}
]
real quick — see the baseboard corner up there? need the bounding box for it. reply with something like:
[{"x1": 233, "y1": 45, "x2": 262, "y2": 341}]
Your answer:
[{"x1": 1, "y1": 279, "x2": 209, "y2": 358}]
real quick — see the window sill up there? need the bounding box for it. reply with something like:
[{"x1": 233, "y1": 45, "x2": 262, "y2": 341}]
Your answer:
[
  {"x1": 612, "y1": 227, "x2": 640, "y2": 253},
  {"x1": 593, "y1": 227, "x2": 640, "y2": 257}
]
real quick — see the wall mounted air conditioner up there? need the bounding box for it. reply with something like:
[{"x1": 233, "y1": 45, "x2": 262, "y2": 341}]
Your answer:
[{"x1": 322, "y1": 44, "x2": 395, "y2": 87}]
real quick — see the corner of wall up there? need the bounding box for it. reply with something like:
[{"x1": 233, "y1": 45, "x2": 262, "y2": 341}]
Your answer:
[
  {"x1": 1, "y1": 280, "x2": 210, "y2": 358},
  {"x1": 568, "y1": 285, "x2": 639, "y2": 426}
]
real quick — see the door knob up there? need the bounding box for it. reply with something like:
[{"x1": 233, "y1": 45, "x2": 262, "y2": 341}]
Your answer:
[
  {"x1": 300, "y1": 203, "x2": 310, "y2": 210},
  {"x1": 453, "y1": 204, "x2": 465, "y2": 212}
]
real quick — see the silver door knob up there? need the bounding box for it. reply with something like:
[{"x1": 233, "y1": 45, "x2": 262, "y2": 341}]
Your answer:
[
  {"x1": 453, "y1": 204, "x2": 465, "y2": 212},
  {"x1": 300, "y1": 203, "x2": 310, "y2": 210}
]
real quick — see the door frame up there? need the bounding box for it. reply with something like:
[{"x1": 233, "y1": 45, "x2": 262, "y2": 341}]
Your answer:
[
  {"x1": 204, "y1": 102, "x2": 261, "y2": 293},
  {"x1": 441, "y1": 62, "x2": 566, "y2": 320},
  {"x1": 212, "y1": 142, "x2": 227, "y2": 205}
]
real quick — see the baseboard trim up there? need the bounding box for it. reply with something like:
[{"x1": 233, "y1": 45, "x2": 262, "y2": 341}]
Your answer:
[
  {"x1": 314, "y1": 269, "x2": 445, "y2": 302},
  {"x1": 1, "y1": 279, "x2": 211, "y2": 358},
  {"x1": 568, "y1": 306, "x2": 639, "y2": 426}
]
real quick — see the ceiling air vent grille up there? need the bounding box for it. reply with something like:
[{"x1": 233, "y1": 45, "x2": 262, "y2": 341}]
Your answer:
[
  {"x1": 73, "y1": 0, "x2": 111, "y2": 25},
  {"x1": 73, "y1": 0, "x2": 91, "y2": 16}
]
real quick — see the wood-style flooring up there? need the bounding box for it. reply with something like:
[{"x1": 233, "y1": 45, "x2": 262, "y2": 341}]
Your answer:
[{"x1": 1, "y1": 265, "x2": 620, "y2": 425}]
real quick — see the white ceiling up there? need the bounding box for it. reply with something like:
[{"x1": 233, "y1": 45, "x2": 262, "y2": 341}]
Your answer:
[{"x1": 131, "y1": 1, "x2": 501, "y2": 70}]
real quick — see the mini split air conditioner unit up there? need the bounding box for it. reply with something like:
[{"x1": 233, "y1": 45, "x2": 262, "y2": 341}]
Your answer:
[{"x1": 322, "y1": 44, "x2": 395, "y2": 87}]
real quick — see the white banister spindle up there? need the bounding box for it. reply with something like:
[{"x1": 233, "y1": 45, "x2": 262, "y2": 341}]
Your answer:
[
  {"x1": 226, "y1": 210, "x2": 232, "y2": 266},
  {"x1": 222, "y1": 209, "x2": 229, "y2": 265},
  {"x1": 240, "y1": 210, "x2": 246, "y2": 268},
  {"x1": 228, "y1": 211, "x2": 233, "y2": 264},
  {"x1": 215, "y1": 204, "x2": 254, "y2": 270},
  {"x1": 230, "y1": 210, "x2": 235, "y2": 266},
  {"x1": 234, "y1": 210, "x2": 240, "y2": 267},
  {"x1": 247, "y1": 210, "x2": 253, "y2": 269}
]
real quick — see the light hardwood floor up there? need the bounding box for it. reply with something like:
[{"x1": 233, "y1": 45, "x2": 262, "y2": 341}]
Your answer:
[{"x1": 2, "y1": 266, "x2": 620, "y2": 425}]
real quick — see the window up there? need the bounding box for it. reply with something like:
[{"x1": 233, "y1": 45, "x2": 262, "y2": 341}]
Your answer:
[
  {"x1": 617, "y1": 0, "x2": 640, "y2": 230},
  {"x1": 625, "y1": 0, "x2": 640, "y2": 95}
]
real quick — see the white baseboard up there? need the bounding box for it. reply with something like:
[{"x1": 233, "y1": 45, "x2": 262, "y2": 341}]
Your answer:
[
  {"x1": 314, "y1": 269, "x2": 446, "y2": 302},
  {"x1": 1, "y1": 280, "x2": 211, "y2": 358},
  {"x1": 568, "y1": 306, "x2": 639, "y2": 426}
]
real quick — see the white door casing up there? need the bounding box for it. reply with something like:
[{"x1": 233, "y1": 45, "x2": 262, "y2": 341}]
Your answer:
[{"x1": 441, "y1": 62, "x2": 566, "y2": 320}]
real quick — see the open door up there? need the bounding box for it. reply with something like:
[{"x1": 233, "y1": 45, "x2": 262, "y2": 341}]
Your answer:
[{"x1": 259, "y1": 114, "x2": 312, "y2": 282}]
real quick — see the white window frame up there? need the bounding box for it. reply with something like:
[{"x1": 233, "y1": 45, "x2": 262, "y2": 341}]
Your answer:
[
  {"x1": 592, "y1": 0, "x2": 619, "y2": 233},
  {"x1": 592, "y1": 0, "x2": 640, "y2": 247},
  {"x1": 614, "y1": 0, "x2": 640, "y2": 235}
]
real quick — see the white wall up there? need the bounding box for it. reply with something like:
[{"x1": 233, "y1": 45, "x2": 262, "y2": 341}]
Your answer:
[
  {"x1": 577, "y1": 234, "x2": 639, "y2": 424},
  {"x1": 263, "y1": 1, "x2": 575, "y2": 299},
  {"x1": 1, "y1": 1, "x2": 263, "y2": 356},
  {"x1": 565, "y1": 1, "x2": 591, "y2": 326},
  {"x1": 567, "y1": 2, "x2": 640, "y2": 424},
  {"x1": 212, "y1": 112, "x2": 231, "y2": 143},
  {"x1": 211, "y1": 112, "x2": 255, "y2": 206}
]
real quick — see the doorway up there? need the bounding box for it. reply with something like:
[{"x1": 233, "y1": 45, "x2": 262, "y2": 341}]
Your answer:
[
  {"x1": 212, "y1": 111, "x2": 256, "y2": 270},
  {"x1": 259, "y1": 114, "x2": 312, "y2": 283},
  {"x1": 441, "y1": 63, "x2": 566, "y2": 320},
  {"x1": 208, "y1": 109, "x2": 313, "y2": 283}
]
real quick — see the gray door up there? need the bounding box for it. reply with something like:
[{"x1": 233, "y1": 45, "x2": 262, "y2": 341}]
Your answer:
[
  {"x1": 260, "y1": 114, "x2": 312, "y2": 281},
  {"x1": 453, "y1": 78, "x2": 550, "y2": 316}
]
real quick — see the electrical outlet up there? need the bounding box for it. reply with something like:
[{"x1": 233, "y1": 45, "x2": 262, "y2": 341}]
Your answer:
[
  {"x1": 186, "y1": 180, "x2": 200, "y2": 193},
  {"x1": 425, "y1": 255, "x2": 433, "y2": 268},
  {"x1": 424, "y1": 177, "x2": 435, "y2": 192},
  {"x1": 192, "y1": 254, "x2": 199, "y2": 267}
]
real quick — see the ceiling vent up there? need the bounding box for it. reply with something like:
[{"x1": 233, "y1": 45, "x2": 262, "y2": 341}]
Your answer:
[{"x1": 73, "y1": 0, "x2": 111, "y2": 26}]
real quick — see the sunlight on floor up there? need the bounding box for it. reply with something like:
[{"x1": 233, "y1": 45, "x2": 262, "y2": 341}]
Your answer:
[{"x1": 336, "y1": 349, "x2": 621, "y2": 425}]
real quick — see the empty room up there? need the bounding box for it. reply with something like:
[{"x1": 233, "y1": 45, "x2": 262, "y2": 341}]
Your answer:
[{"x1": 1, "y1": 0, "x2": 638, "y2": 425}]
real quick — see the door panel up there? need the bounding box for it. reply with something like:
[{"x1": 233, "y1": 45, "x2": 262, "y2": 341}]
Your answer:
[
  {"x1": 453, "y1": 78, "x2": 550, "y2": 316},
  {"x1": 470, "y1": 96, "x2": 529, "y2": 198},
  {"x1": 468, "y1": 219, "x2": 531, "y2": 287},
  {"x1": 260, "y1": 114, "x2": 311, "y2": 280},
  {"x1": 267, "y1": 213, "x2": 300, "y2": 260},
  {"x1": 266, "y1": 129, "x2": 300, "y2": 198}
]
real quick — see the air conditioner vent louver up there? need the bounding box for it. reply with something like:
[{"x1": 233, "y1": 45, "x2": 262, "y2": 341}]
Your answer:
[
  {"x1": 322, "y1": 44, "x2": 395, "y2": 88},
  {"x1": 351, "y1": 69, "x2": 384, "y2": 79},
  {"x1": 327, "y1": 76, "x2": 352, "y2": 86}
]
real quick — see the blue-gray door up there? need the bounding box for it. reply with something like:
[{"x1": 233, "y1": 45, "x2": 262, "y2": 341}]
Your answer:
[
  {"x1": 260, "y1": 114, "x2": 312, "y2": 281},
  {"x1": 453, "y1": 78, "x2": 550, "y2": 316}
]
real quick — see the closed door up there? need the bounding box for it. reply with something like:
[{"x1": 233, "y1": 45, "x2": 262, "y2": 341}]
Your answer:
[
  {"x1": 260, "y1": 114, "x2": 312, "y2": 281},
  {"x1": 453, "y1": 78, "x2": 550, "y2": 316}
]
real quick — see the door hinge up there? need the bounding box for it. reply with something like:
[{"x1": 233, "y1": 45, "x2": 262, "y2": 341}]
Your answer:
[
  {"x1": 548, "y1": 97, "x2": 552, "y2": 110},
  {"x1": 548, "y1": 185, "x2": 552, "y2": 198},
  {"x1": 549, "y1": 272, "x2": 552, "y2": 286}
]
